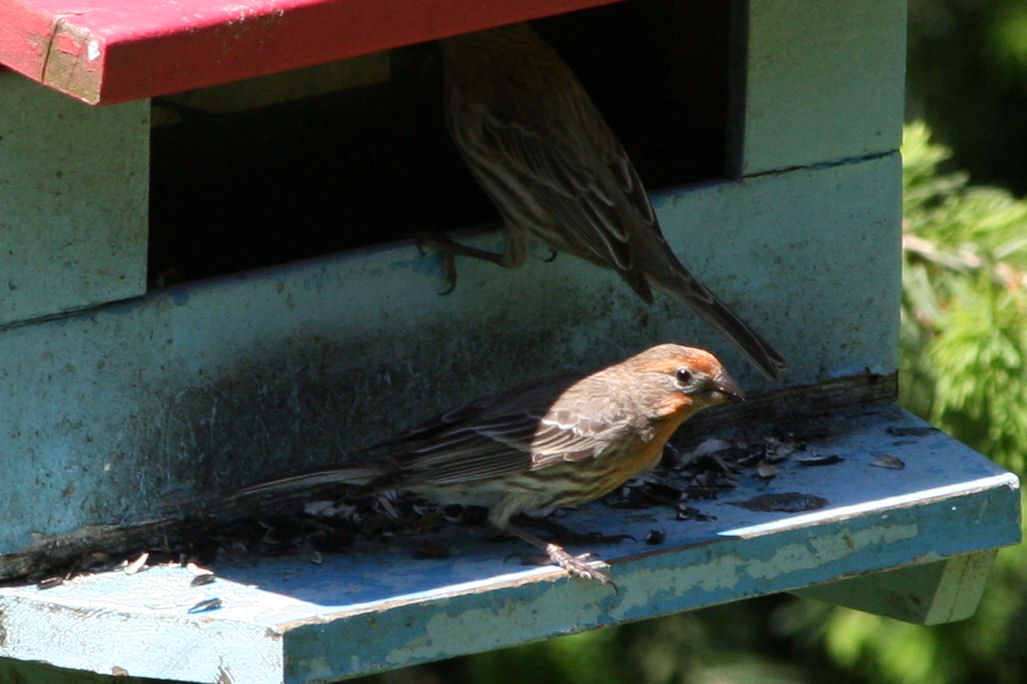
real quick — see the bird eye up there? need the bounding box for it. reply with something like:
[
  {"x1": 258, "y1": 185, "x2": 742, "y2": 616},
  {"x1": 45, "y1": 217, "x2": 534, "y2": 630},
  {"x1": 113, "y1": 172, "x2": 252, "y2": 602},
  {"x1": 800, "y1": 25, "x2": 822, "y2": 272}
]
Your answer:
[{"x1": 676, "y1": 369, "x2": 694, "y2": 386}]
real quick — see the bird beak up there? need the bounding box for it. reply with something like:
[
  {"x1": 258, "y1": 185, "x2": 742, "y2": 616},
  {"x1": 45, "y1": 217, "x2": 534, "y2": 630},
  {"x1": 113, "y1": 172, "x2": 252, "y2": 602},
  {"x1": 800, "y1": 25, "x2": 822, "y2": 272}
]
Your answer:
[{"x1": 711, "y1": 372, "x2": 744, "y2": 403}]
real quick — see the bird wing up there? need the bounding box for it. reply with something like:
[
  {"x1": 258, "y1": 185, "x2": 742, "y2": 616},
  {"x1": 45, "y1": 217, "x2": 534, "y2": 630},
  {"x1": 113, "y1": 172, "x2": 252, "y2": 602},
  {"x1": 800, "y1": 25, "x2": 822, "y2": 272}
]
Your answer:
[
  {"x1": 363, "y1": 375, "x2": 621, "y2": 488},
  {"x1": 450, "y1": 80, "x2": 660, "y2": 301},
  {"x1": 492, "y1": 114, "x2": 648, "y2": 261}
]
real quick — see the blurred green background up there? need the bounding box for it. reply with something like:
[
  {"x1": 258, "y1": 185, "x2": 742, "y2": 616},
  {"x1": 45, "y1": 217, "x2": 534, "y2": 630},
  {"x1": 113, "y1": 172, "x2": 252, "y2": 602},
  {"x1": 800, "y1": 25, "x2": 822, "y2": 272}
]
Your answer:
[{"x1": 364, "y1": 1, "x2": 1027, "y2": 682}]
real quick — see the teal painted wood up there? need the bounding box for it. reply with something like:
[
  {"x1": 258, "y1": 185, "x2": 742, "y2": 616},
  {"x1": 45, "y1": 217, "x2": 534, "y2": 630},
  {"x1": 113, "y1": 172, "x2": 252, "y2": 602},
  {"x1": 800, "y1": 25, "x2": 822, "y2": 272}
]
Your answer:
[
  {"x1": 0, "y1": 404, "x2": 1018, "y2": 683},
  {"x1": 741, "y1": 0, "x2": 907, "y2": 175},
  {"x1": 795, "y1": 550, "x2": 999, "y2": 625},
  {"x1": 0, "y1": 156, "x2": 900, "y2": 557},
  {"x1": 658, "y1": 154, "x2": 902, "y2": 379},
  {"x1": 0, "y1": 3, "x2": 925, "y2": 681},
  {"x1": 0, "y1": 70, "x2": 148, "y2": 327}
]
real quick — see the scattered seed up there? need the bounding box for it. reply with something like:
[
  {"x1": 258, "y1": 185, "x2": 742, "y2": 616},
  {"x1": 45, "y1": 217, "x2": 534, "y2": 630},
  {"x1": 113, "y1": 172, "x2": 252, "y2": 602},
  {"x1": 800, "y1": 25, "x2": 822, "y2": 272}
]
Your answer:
[
  {"x1": 676, "y1": 505, "x2": 716, "y2": 522},
  {"x1": 762, "y1": 439, "x2": 797, "y2": 464},
  {"x1": 645, "y1": 529, "x2": 666, "y2": 545},
  {"x1": 733, "y1": 492, "x2": 830, "y2": 513},
  {"x1": 124, "y1": 552, "x2": 149, "y2": 575},
  {"x1": 185, "y1": 562, "x2": 213, "y2": 576},
  {"x1": 187, "y1": 598, "x2": 222, "y2": 613},
  {"x1": 36, "y1": 576, "x2": 64, "y2": 590},
  {"x1": 190, "y1": 573, "x2": 216, "y2": 587},
  {"x1": 871, "y1": 453, "x2": 906, "y2": 470},
  {"x1": 692, "y1": 438, "x2": 733, "y2": 457},
  {"x1": 796, "y1": 453, "x2": 844, "y2": 466},
  {"x1": 303, "y1": 500, "x2": 337, "y2": 517}
]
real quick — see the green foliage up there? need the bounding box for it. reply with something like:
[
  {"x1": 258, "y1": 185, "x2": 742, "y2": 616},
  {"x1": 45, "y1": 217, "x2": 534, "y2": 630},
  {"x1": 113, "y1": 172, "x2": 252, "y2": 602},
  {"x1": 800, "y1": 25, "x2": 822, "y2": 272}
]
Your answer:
[
  {"x1": 812, "y1": 122, "x2": 1027, "y2": 684},
  {"x1": 899, "y1": 121, "x2": 1027, "y2": 474}
]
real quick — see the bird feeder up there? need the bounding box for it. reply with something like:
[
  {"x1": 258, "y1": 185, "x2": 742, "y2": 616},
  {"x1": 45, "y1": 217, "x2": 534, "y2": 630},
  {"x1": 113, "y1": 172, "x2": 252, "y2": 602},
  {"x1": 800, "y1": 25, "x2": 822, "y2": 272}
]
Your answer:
[{"x1": 0, "y1": 0, "x2": 1019, "y2": 682}]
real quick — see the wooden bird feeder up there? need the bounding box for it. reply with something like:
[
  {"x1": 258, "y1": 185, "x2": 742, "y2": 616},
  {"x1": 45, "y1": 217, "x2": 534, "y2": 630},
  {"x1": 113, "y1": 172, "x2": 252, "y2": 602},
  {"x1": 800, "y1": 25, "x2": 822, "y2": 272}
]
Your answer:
[{"x1": 0, "y1": 0, "x2": 1019, "y2": 682}]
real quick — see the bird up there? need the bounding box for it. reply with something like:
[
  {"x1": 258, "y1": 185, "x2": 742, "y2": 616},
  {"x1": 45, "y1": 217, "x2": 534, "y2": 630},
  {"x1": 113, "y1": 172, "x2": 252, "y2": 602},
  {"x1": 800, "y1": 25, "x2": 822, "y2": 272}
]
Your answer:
[
  {"x1": 231, "y1": 343, "x2": 743, "y2": 586},
  {"x1": 431, "y1": 23, "x2": 787, "y2": 380}
]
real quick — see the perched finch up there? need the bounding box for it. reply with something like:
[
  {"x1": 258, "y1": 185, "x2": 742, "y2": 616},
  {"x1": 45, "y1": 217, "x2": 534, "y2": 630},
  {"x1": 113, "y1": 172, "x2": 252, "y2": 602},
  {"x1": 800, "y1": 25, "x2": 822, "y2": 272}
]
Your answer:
[
  {"x1": 233, "y1": 343, "x2": 742, "y2": 586},
  {"x1": 434, "y1": 23, "x2": 787, "y2": 380}
]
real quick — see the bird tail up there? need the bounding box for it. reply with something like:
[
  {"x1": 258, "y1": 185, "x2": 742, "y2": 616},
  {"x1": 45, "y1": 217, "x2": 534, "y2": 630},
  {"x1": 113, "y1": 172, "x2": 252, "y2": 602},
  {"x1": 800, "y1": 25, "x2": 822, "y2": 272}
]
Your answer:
[
  {"x1": 655, "y1": 266, "x2": 788, "y2": 381},
  {"x1": 160, "y1": 465, "x2": 382, "y2": 523},
  {"x1": 227, "y1": 465, "x2": 380, "y2": 501}
]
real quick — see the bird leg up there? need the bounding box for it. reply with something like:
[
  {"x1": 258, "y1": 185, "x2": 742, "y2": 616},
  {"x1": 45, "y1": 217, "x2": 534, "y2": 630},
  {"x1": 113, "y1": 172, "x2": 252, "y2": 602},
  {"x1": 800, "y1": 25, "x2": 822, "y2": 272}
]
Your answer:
[
  {"x1": 513, "y1": 514, "x2": 634, "y2": 546},
  {"x1": 416, "y1": 232, "x2": 506, "y2": 295},
  {"x1": 496, "y1": 520, "x2": 616, "y2": 588}
]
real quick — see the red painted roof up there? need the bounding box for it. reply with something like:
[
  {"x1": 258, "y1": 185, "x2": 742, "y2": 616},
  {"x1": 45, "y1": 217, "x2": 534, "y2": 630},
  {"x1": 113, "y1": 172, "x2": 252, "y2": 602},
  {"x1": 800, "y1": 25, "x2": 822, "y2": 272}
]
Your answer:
[{"x1": 0, "y1": 0, "x2": 621, "y2": 104}]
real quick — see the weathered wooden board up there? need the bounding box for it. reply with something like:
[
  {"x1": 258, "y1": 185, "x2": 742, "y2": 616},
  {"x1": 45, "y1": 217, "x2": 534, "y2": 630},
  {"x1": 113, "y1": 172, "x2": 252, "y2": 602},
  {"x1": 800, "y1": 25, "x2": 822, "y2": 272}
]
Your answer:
[
  {"x1": 0, "y1": 404, "x2": 1018, "y2": 683},
  {"x1": 0, "y1": 155, "x2": 901, "y2": 561},
  {"x1": 0, "y1": 0, "x2": 622, "y2": 104},
  {"x1": 0, "y1": 69, "x2": 147, "y2": 325},
  {"x1": 742, "y1": 0, "x2": 907, "y2": 174}
]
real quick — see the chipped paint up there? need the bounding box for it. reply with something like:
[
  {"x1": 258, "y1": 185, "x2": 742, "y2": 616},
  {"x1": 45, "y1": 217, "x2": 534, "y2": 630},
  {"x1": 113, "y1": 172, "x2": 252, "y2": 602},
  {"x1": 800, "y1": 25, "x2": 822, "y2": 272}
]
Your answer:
[
  {"x1": 744, "y1": 523, "x2": 920, "y2": 580},
  {"x1": 0, "y1": 409, "x2": 1019, "y2": 682},
  {"x1": 0, "y1": 156, "x2": 906, "y2": 562}
]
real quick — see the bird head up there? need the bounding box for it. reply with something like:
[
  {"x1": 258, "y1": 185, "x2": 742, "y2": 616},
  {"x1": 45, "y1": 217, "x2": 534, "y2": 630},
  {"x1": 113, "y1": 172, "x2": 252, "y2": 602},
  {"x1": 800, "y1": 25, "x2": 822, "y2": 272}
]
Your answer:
[{"x1": 626, "y1": 344, "x2": 743, "y2": 420}]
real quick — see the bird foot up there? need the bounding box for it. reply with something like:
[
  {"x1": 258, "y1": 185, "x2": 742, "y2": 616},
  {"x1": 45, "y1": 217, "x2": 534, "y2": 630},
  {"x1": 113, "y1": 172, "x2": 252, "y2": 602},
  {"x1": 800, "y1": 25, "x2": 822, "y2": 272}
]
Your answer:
[
  {"x1": 508, "y1": 545, "x2": 615, "y2": 588},
  {"x1": 544, "y1": 543, "x2": 616, "y2": 588},
  {"x1": 415, "y1": 232, "x2": 459, "y2": 294},
  {"x1": 415, "y1": 231, "x2": 506, "y2": 295}
]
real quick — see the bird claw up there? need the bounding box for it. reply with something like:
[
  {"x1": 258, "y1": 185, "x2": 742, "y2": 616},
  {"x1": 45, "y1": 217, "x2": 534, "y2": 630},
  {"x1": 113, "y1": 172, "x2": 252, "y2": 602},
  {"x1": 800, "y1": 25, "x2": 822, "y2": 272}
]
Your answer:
[
  {"x1": 438, "y1": 253, "x2": 458, "y2": 295},
  {"x1": 416, "y1": 232, "x2": 460, "y2": 295},
  {"x1": 545, "y1": 543, "x2": 616, "y2": 589},
  {"x1": 507, "y1": 545, "x2": 616, "y2": 589}
]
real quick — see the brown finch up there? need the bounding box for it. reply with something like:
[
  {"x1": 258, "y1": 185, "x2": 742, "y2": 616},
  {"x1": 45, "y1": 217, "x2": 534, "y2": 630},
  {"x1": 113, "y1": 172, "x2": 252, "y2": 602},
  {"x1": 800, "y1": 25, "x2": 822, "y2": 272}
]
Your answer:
[
  {"x1": 434, "y1": 23, "x2": 787, "y2": 380},
  {"x1": 233, "y1": 343, "x2": 742, "y2": 586}
]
